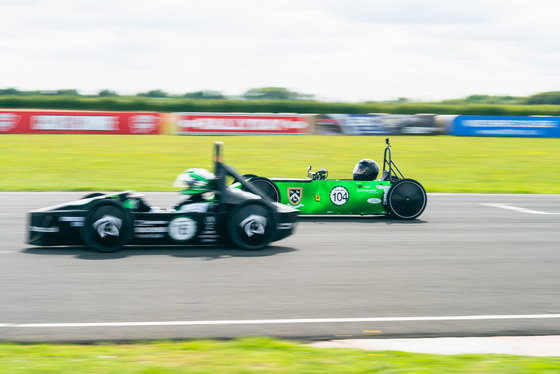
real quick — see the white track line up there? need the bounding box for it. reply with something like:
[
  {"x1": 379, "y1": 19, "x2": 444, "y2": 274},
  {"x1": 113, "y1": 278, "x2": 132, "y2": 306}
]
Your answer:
[
  {"x1": 1, "y1": 314, "x2": 560, "y2": 328},
  {"x1": 483, "y1": 203, "x2": 560, "y2": 215}
]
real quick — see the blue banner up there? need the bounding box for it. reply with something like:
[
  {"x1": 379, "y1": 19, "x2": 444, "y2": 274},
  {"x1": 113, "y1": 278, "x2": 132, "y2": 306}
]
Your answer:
[{"x1": 452, "y1": 116, "x2": 560, "y2": 137}]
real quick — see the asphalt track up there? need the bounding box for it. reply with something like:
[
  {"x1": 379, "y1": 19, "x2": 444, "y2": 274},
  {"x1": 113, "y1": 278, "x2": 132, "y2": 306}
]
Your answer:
[{"x1": 0, "y1": 192, "x2": 559, "y2": 343}]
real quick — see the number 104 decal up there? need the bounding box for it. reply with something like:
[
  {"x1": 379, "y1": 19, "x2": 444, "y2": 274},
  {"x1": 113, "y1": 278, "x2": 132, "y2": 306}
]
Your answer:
[{"x1": 330, "y1": 186, "x2": 349, "y2": 206}]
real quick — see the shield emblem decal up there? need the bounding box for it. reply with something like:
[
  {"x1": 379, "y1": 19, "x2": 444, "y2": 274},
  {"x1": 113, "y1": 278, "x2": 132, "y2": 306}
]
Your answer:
[{"x1": 288, "y1": 187, "x2": 302, "y2": 205}]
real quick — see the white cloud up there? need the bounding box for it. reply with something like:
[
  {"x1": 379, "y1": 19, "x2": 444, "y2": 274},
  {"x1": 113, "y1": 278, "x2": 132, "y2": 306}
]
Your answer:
[{"x1": 0, "y1": 0, "x2": 559, "y2": 101}]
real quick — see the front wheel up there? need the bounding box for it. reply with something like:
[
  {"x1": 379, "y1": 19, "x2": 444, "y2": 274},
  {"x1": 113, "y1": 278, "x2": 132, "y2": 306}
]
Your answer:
[
  {"x1": 80, "y1": 200, "x2": 133, "y2": 252},
  {"x1": 387, "y1": 179, "x2": 427, "y2": 220},
  {"x1": 228, "y1": 202, "x2": 277, "y2": 250}
]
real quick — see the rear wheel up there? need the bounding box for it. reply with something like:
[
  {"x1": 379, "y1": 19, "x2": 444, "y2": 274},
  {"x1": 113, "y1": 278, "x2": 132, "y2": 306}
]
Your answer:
[
  {"x1": 80, "y1": 200, "x2": 133, "y2": 252},
  {"x1": 387, "y1": 179, "x2": 427, "y2": 219},
  {"x1": 229, "y1": 174, "x2": 258, "y2": 187},
  {"x1": 242, "y1": 176, "x2": 280, "y2": 202},
  {"x1": 228, "y1": 202, "x2": 277, "y2": 250}
]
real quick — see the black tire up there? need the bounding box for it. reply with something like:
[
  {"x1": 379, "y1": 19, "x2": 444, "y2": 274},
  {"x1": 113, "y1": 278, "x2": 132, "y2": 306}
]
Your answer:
[
  {"x1": 228, "y1": 202, "x2": 277, "y2": 250},
  {"x1": 242, "y1": 176, "x2": 281, "y2": 202},
  {"x1": 387, "y1": 179, "x2": 427, "y2": 220},
  {"x1": 80, "y1": 200, "x2": 133, "y2": 252}
]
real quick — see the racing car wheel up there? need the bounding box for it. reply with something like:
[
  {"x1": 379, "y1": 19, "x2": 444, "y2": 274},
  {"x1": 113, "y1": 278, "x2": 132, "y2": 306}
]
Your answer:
[
  {"x1": 227, "y1": 201, "x2": 277, "y2": 250},
  {"x1": 386, "y1": 178, "x2": 427, "y2": 220},
  {"x1": 243, "y1": 176, "x2": 281, "y2": 203},
  {"x1": 80, "y1": 200, "x2": 134, "y2": 252}
]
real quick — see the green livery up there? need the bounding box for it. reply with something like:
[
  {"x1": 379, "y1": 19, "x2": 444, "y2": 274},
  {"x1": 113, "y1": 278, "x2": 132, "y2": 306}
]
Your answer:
[
  {"x1": 271, "y1": 178, "x2": 392, "y2": 215},
  {"x1": 240, "y1": 138, "x2": 427, "y2": 219}
]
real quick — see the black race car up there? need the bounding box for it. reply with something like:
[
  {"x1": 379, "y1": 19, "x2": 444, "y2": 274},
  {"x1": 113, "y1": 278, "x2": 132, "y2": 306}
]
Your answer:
[{"x1": 27, "y1": 142, "x2": 298, "y2": 252}]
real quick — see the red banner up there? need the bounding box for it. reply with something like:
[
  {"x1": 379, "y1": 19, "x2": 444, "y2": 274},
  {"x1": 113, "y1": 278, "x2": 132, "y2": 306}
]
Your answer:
[
  {"x1": 0, "y1": 110, "x2": 164, "y2": 134},
  {"x1": 172, "y1": 113, "x2": 312, "y2": 134}
]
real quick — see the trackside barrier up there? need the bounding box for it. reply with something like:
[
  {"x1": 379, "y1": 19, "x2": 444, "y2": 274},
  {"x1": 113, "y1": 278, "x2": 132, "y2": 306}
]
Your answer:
[
  {"x1": 1, "y1": 110, "x2": 558, "y2": 138},
  {"x1": 170, "y1": 113, "x2": 314, "y2": 135},
  {"x1": 316, "y1": 114, "x2": 442, "y2": 135},
  {"x1": 450, "y1": 115, "x2": 560, "y2": 138},
  {"x1": 0, "y1": 110, "x2": 167, "y2": 134}
]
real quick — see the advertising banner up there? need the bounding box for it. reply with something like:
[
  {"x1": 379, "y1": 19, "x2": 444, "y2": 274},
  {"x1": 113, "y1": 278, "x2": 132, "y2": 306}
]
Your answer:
[
  {"x1": 317, "y1": 114, "x2": 441, "y2": 135},
  {"x1": 451, "y1": 115, "x2": 560, "y2": 137},
  {"x1": 172, "y1": 113, "x2": 312, "y2": 135},
  {"x1": 0, "y1": 110, "x2": 164, "y2": 134}
]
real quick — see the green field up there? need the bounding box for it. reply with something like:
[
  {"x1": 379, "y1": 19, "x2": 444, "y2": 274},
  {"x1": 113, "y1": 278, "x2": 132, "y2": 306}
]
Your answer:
[
  {"x1": 2, "y1": 134, "x2": 559, "y2": 193},
  {"x1": 1, "y1": 338, "x2": 559, "y2": 373}
]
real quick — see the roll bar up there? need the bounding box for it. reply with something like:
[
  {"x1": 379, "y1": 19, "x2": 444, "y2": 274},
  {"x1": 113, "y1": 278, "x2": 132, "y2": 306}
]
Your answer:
[
  {"x1": 213, "y1": 141, "x2": 276, "y2": 205},
  {"x1": 382, "y1": 138, "x2": 404, "y2": 180}
]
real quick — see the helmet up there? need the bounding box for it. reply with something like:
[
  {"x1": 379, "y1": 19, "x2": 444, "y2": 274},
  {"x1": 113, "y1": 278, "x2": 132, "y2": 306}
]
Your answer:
[
  {"x1": 173, "y1": 168, "x2": 215, "y2": 195},
  {"x1": 352, "y1": 159, "x2": 379, "y2": 181}
]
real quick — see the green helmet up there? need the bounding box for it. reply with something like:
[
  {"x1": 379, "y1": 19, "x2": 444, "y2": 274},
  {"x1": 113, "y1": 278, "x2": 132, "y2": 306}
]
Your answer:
[{"x1": 173, "y1": 168, "x2": 215, "y2": 195}]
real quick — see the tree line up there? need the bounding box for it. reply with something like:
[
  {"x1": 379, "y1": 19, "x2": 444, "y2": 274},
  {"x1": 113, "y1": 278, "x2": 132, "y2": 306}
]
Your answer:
[
  {"x1": 1, "y1": 87, "x2": 559, "y2": 105},
  {"x1": 1, "y1": 87, "x2": 559, "y2": 116},
  {"x1": 0, "y1": 87, "x2": 313, "y2": 101}
]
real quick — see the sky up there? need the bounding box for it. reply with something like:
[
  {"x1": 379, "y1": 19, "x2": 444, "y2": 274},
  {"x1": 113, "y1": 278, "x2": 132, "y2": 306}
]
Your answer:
[{"x1": 1, "y1": 0, "x2": 559, "y2": 102}]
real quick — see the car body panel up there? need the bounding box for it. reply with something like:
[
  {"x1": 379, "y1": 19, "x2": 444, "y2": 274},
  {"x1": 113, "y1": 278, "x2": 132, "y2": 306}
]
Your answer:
[{"x1": 271, "y1": 178, "x2": 392, "y2": 215}]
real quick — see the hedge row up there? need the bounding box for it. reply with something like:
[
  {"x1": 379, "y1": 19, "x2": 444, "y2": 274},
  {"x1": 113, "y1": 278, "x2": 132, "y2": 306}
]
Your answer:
[{"x1": 1, "y1": 95, "x2": 559, "y2": 116}]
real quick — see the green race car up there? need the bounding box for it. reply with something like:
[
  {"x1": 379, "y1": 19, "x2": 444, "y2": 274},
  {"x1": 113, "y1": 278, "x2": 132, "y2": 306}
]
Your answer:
[{"x1": 240, "y1": 138, "x2": 427, "y2": 219}]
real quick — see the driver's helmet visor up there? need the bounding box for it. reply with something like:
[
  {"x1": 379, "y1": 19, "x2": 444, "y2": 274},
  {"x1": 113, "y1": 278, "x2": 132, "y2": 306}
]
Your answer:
[{"x1": 353, "y1": 164, "x2": 369, "y2": 175}]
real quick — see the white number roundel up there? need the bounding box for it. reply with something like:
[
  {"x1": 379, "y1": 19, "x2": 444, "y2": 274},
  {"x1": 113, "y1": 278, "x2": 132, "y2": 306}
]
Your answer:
[
  {"x1": 330, "y1": 186, "x2": 349, "y2": 206},
  {"x1": 168, "y1": 217, "x2": 197, "y2": 241}
]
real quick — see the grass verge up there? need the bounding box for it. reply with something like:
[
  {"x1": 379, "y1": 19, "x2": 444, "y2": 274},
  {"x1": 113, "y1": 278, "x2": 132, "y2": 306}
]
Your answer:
[
  {"x1": 1, "y1": 337, "x2": 559, "y2": 373},
  {"x1": 1, "y1": 134, "x2": 559, "y2": 193}
]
